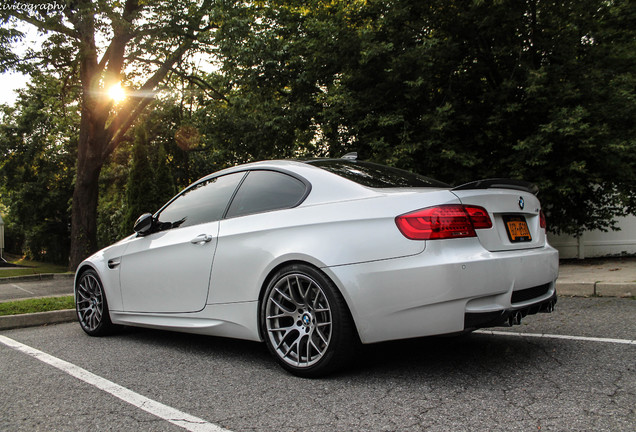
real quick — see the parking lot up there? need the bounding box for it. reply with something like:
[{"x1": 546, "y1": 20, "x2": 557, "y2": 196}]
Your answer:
[{"x1": 1, "y1": 296, "x2": 634, "y2": 431}]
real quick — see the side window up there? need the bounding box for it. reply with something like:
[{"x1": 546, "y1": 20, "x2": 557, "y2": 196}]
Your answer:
[
  {"x1": 226, "y1": 170, "x2": 307, "y2": 218},
  {"x1": 157, "y1": 172, "x2": 244, "y2": 229}
]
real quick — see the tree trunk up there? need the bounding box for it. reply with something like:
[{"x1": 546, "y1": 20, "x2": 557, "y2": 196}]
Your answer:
[
  {"x1": 68, "y1": 136, "x2": 104, "y2": 270},
  {"x1": 69, "y1": 89, "x2": 107, "y2": 270}
]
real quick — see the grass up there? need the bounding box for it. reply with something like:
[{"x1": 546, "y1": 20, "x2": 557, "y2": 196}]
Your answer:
[
  {"x1": 0, "y1": 253, "x2": 70, "y2": 278},
  {"x1": 0, "y1": 295, "x2": 75, "y2": 316}
]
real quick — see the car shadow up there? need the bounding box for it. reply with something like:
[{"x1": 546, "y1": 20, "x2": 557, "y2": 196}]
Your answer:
[{"x1": 110, "y1": 326, "x2": 557, "y2": 382}]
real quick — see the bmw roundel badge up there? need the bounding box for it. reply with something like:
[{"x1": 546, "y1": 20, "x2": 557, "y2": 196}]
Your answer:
[{"x1": 518, "y1": 197, "x2": 525, "y2": 210}]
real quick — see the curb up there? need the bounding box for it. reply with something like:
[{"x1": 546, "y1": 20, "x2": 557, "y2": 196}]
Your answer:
[
  {"x1": 556, "y1": 281, "x2": 635, "y2": 297},
  {"x1": 0, "y1": 309, "x2": 76, "y2": 331},
  {"x1": 0, "y1": 273, "x2": 74, "y2": 285}
]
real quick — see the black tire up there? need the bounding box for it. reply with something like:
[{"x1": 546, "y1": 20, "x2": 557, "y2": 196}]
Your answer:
[
  {"x1": 261, "y1": 263, "x2": 357, "y2": 377},
  {"x1": 75, "y1": 269, "x2": 115, "y2": 336}
]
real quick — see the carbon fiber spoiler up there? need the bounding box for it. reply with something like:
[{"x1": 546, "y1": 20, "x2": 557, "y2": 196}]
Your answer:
[{"x1": 452, "y1": 178, "x2": 539, "y2": 195}]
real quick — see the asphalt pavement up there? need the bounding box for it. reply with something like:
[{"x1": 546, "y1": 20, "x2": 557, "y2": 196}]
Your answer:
[
  {"x1": 0, "y1": 257, "x2": 634, "y2": 331},
  {"x1": 2, "y1": 296, "x2": 634, "y2": 431}
]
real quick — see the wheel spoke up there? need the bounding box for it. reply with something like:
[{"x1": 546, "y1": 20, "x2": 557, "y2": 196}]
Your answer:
[
  {"x1": 270, "y1": 297, "x2": 294, "y2": 314},
  {"x1": 309, "y1": 338, "x2": 324, "y2": 356},
  {"x1": 314, "y1": 326, "x2": 329, "y2": 345},
  {"x1": 274, "y1": 287, "x2": 293, "y2": 303},
  {"x1": 77, "y1": 285, "x2": 90, "y2": 301},
  {"x1": 267, "y1": 311, "x2": 294, "y2": 320}
]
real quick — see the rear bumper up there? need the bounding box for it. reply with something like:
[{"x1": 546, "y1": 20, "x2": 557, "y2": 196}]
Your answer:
[
  {"x1": 325, "y1": 238, "x2": 559, "y2": 344},
  {"x1": 464, "y1": 290, "x2": 557, "y2": 329}
]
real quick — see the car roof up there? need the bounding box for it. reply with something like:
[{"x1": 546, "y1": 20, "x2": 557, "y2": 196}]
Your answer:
[{"x1": 197, "y1": 159, "x2": 379, "y2": 205}]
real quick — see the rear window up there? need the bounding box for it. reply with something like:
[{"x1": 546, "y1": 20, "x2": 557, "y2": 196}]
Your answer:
[
  {"x1": 226, "y1": 170, "x2": 308, "y2": 218},
  {"x1": 306, "y1": 160, "x2": 449, "y2": 188}
]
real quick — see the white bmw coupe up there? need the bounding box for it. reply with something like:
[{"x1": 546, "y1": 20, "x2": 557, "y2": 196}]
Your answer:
[{"x1": 75, "y1": 156, "x2": 558, "y2": 376}]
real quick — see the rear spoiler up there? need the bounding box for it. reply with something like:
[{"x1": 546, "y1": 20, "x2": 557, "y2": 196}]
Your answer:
[{"x1": 452, "y1": 178, "x2": 539, "y2": 195}]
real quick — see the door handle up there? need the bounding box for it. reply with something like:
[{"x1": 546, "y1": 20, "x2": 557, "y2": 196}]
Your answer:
[{"x1": 190, "y1": 234, "x2": 213, "y2": 244}]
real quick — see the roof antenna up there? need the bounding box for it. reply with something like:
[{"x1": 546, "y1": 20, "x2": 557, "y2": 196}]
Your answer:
[{"x1": 341, "y1": 152, "x2": 358, "y2": 160}]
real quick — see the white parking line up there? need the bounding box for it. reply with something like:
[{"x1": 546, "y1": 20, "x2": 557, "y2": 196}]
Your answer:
[
  {"x1": 475, "y1": 330, "x2": 636, "y2": 345},
  {"x1": 11, "y1": 284, "x2": 35, "y2": 295},
  {"x1": 0, "y1": 335, "x2": 232, "y2": 432}
]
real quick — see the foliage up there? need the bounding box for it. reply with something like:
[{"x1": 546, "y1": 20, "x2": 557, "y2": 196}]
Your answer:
[
  {"x1": 122, "y1": 128, "x2": 158, "y2": 235},
  {"x1": 0, "y1": 296, "x2": 74, "y2": 316},
  {"x1": 120, "y1": 124, "x2": 178, "y2": 237},
  {"x1": 207, "y1": 0, "x2": 635, "y2": 235},
  {"x1": 0, "y1": 0, "x2": 634, "y2": 266},
  {"x1": 0, "y1": 72, "x2": 78, "y2": 263},
  {"x1": 1, "y1": 0, "x2": 223, "y2": 269}
]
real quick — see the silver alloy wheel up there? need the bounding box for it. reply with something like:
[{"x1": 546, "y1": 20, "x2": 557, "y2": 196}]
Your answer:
[
  {"x1": 265, "y1": 273, "x2": 333, "y2": 368},
  {"x1": 76, "y1": 272, "x2": 105, "y2": 332}
]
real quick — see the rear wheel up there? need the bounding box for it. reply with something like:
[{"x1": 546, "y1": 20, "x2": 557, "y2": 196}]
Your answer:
[
  {"x1": 76, "y1": 269, "x2": 114, "y2": 336},
  {"x1": 261, "y1": 264, "x2": 356, "y2": 377}
]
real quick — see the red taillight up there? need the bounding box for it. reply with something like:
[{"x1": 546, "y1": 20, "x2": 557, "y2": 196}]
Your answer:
[
  {"x1": 539, "y1": 210, "x2": 546, "y2": 229},
  {"x1": 395, "y1": 204, "x2": 492, "y2": 240},
  {"x1": 464, "y1": 205, "x2": 493, "y2": 230}
]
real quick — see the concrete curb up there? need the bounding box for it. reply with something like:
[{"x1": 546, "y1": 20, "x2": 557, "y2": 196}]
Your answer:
[
  {"x1": 0, "y1": 273, "x2": 74, "y2": 285},
  {"x1": 556, "y1": 281, "x2": 636, "y2": 297},
  {"x1": 556, "y1": 280, "x2": 636, "y2": 297},
  {"x1": 556, "y1": 282, "x2": 595, "y2": 296},
  {"x1": 0, "y1": 309, "x2": 76, "y2": 331},
  {"x1": 595, "y1": 283, "x2": 634, "y2": 297}
]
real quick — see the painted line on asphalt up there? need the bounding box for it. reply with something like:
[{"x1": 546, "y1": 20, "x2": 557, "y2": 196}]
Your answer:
[
  {"x1": 0, "y1": 335, "x2": 232, "y2": 432},
  {"x1": 475, "y1": 330, "x2": 636, "y2": 345},
  {"x1": 11, "y1": 284, "x2": 35, "y2": 295}
]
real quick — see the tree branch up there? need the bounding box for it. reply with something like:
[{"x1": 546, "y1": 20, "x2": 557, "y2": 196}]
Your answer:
[
  {"x1": 101, "y1": 0, "x2": 215, "y2": 158},
  {"x1": 131, "y1": 56, "x2": 230, "y2": 103},
  {"x1": 102, "y1": 40, "x2": 194, "y2": 158},
  {"x1": 8, "y1": 11, "x2": 78, "y2": 39}
]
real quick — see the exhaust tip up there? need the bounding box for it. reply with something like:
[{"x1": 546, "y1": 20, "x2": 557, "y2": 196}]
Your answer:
[
  {"x1": 540, "y1": 300, "x2": 555, "y2": 313},
  {"x1": 507, "y1": 311, "x2": 523, "y2": 326}
]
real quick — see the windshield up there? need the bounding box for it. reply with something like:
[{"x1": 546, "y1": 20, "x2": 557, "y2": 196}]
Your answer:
[{"x1": 306, "y1": 160, "x2": 449, "y2": 188}]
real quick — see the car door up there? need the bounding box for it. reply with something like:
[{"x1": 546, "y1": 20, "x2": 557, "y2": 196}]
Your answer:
[
  {"x1": 208, "y1": 170, "x2": 310, "y2": 304},
  {"x1": 119, "y1": 172, "x2": 245, "y2": 313}
]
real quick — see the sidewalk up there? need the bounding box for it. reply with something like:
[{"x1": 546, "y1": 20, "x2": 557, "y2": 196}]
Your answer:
[
  {"x1": 0, "y1": 258, "x2": 634, "y2": 331},
  {"x1": 556, "y1": 256, "x2": 636, "y2": 297}
]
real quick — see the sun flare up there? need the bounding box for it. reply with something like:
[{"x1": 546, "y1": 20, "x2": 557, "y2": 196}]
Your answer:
[{"x1": 107, "y1": 82, "x2": 126, "y2": 103}]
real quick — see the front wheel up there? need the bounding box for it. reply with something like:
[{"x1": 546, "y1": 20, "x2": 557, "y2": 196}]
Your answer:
[
  {"x1": 261, "y1": 264, "x2": 357, "y2": 377},
  {"x1": 76, "y1": 269, "x2": 115, "y2": 336}
]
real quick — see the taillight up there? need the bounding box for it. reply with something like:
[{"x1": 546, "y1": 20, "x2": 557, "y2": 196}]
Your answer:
[
  {"x1": 395, "y1": 205, "x2": 492, "y2": 240},
  {"x1": 464, "y1": 206, "x2": 493, "y2": 229},
  {"x1": 539, "y1": 210, "x2": 546, "y2": 229}
]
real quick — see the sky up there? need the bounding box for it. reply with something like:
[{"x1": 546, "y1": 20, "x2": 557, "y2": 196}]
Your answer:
[
  {"x1": 1, "y1": 73, "x2": 30, "y2": 105},
  {"x1": 1, "y1": 22, "x2": 43, "y2": 106}
]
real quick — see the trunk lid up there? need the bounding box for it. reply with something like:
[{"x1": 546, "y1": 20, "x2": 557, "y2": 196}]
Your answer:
[{"x1": 451, "y1": 180, "x2": 546, "y2": 252}]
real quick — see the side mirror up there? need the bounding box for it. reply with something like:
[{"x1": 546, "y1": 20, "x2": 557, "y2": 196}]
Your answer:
[{"x1": 133, "y1": 213, "x2": 154, "y2": 235}]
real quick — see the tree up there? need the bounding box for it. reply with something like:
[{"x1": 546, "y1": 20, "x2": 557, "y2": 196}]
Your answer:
[
  {"x1": 1, "y1": 0, "x2": 219, "y2": 269},
  {"x1": 0, "y1": 71, "x2": 78, "y2": 262},
  {"x1": 121, "y1": 127, "x2": 156, "y2": 234},
  {"x1": 1, "y1": 0, "x2": 634, "y2": 264},
  {"x1": 209, "y1": 0, "x2": 634, "y2": 235}
]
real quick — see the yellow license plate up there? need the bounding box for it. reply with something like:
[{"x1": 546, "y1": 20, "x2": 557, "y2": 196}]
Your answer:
[{"x1": 504, "y1": 216, "x2": 532, "y2": 242}]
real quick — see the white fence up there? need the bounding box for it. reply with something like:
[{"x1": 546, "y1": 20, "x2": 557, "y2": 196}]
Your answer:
[{"x1": 548, "y1": 215, "x2": 636, "y2": 259}]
